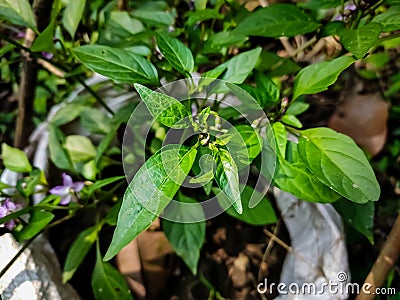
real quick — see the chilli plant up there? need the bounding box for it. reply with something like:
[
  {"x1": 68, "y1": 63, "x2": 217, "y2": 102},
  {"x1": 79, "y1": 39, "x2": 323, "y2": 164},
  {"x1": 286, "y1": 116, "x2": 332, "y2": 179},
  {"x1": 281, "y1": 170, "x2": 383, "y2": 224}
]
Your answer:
[{"x1": 0, "y1": 0, "x2": 399, "y2": 298}]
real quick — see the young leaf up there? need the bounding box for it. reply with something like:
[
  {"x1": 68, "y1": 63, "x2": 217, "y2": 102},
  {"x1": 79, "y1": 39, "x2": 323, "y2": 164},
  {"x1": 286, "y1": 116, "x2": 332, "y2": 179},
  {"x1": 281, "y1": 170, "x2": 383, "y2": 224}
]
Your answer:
[
  {"x1": 272, "y1": 122, "x2": 287, "y2": 157},
  {"x1": 1, "y1": 143, "x2": 32, "y2": 173},
  {"x1": 31, "y1": 20, "x2": 55, "y2": 52},
  {"x1": 134, "y1": 83, "x2": 192, "y2": 129},
  {"x1": 72, "y1": 45, "x2": 159, "y2": 85},
  {"x1": 15, "y1": 210, "x2": 54, "y2": 241},
  {"x1": 227, "y1": 125, "x2": 262, "y2": 169},
  {"x1": 292, "y1": 56, "x2": 355, "y2": 100},
  {"x1": 215, "y1": 185, "x2": 277, "y2": 225},
  {"x1": 281, "y1": 114, "x2": 303, "y2": 128},
  {"x1": 338, "y1": 23, "x2": 382, "y2": 59},
  {"x1": 50, "y1": 102, "x2": 86, "y2": 126},
  {"x1": 48, "y1": 124, "x2": 74, "y2": 171},
  {"x1": 234, "y1": 4, "x2": 320, "y2": 38},
  {"x1": 62, "y1": 0, "x2": 86, "y2": 38},
  {"x1": 373, "y1": 6, "x2": 400, "y2": 32},
  {"x1": 255, "y1": 73, "x2": 280, "y2": 106},
  {"x1": 63, "y1": 225, "x2": 99, "y2": 283},
  {"x1": 162, "y1": 194, "x2": 206, "y2": 274},
  {"x1": 298, "y1": 127, "x2": 380, "y2": 203},
  {"x1": 64, "y1": 135, "x2": 97, "y2": 163},
  {"x1": 81, "y1": 107, "x2": 112, "y2": 134},
  {"x1": 92, "y1": 243, "x2": 133, "y2": 300},
  {"x1": 222, "y1": 47, "x2": 262, "y2": 84},
  {"x1": 286, "y1": 101, "x2": 310, "y2": 116},
  {"x1": 0, "y1": 0, "x2": 37, "y2": 31},
  {"x1": 104, "y1": 144, "x2": 197, "y2": 260},
  {"x1": 334, "y1": 199, "x2": 374, "y2": 243},
  {"x1": 156, "y1": 32, "x2": 194, "y2": 77},
  {"x1": 214, "y1": 148, "x2": 242, "y2": 214}
]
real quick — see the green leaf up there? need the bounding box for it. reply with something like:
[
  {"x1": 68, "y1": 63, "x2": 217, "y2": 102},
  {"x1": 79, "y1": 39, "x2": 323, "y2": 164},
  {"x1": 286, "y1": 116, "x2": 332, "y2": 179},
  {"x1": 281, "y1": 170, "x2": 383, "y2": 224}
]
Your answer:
[
  {"x1": 215, "y1": 185, "x2": 277, "y2": 225},
  {"x1": 63, "y1": 225, "x2": 99, "y2": 283},
  {"x1": 134, "y1": 83, "x2": 192, "y2": 129},
  {"x1": 62, "y1": 0, "x2": 86, "y2": 38},
  {"x1": 81, "y1": 107, "x2": 112, "y2": 134},
  {"x1": 222, "y1": 47, "x2": 262, "y2": 84},
  {"x1": 156, "y1": 32, "x2": 194, "y2": 77},
  {"x1": 31, "y1": 20, "x2": 55, "y2": 52},
  {"x1": 85, "y1": 176, "x2": 125, "y2": 195},
  {"x1": 72, "y1": 45, "x2": 158, "y2": 85},
  {"x1": 132, "y1": 9, "x2": 174, "y2": 26},
  {"x1": 15, "y1": 210, "x2": 54, "y2": 241},
  {"x1": 16, "y1": 168, "x2": 42, "y2": 198},
  {"x1": 292, "y1": 56, "x2": 355, "y2": 100},
  {"x1": 186, "y1": 9, "x2": 223, "y2": 26},
  {"x1": 214, "y1": 148, "x2": 242, "y2": 214},
  {"x1": 272, "y1": 122, "x2": 287, "y2": 157},
  {"x1": 94, "y1": 126, "x2": 119, "y2": 166},
  {"x1": 0, "y1": 0, "x2": 37, "y2": 31},
  {"x1": 298, "y1": 127, "x2": 380, "y2": 203},
  {"x1": 92, "y1": 243, "x2": 133, "y2": 300},
  {"x1": 105, "y1": 200, "x2": 123, "y2": 226},
  {"x1": 234, "y1": 4, "x2": 320, "y2": 38},
  {"x1": 373, "y1": 6, "x2": 400, "y2": 32},
  {"x1": 0, "y1": 181, "x2": 11, "y2": 190},
  {"x1": 255, "y1": 73, "x2": 280, "y2": 106},
  {"x1": 301, "y1": 0, "x2": 341, "y2": 10},
  {"x1": 48, "y1": 124, "x2": 74, "y2": 171},
  {"x1": 257, "y1": 51, "x2": 300, "y2": 77},
  {"x1": 226, "y1": 125, "x2": 262, "y2": 169},
  {"x1": 334, "y1": 199, "x2": 374, "y2": 243},
  {"x1": 1, "y1": 143, "x2": 32, "y2": 173},
  {"x1": 162, "y1": 193, "x2": 206, "y2": 274},
  {"x1": 64, "y1": 135, "x2": 96, "y2": 163},
  {"x1": 286, "y1": 101, "x2": 310, "y2": 116},
  {"x1": 281, "y1": 114, "x2": 303, "y2": 128},
  {"x1": 274, "y1": 155, "x2": 342, "y2": 203},
  {"x1": 104, "y1": 144, "x2": 197, "y2": 261},
  {"x1": 50, "y1": 102, "x2": 86, "y2": 126},
  {"x1": 337, "y1": 23, "x2": 382, "y2": 59}
]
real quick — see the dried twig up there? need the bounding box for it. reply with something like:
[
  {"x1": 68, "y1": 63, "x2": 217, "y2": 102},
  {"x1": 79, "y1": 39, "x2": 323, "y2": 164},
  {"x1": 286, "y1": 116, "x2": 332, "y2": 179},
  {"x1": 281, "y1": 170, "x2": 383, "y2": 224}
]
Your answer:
[{"x1": 356, "y1": 214, "x2": 400, "y2": 300}]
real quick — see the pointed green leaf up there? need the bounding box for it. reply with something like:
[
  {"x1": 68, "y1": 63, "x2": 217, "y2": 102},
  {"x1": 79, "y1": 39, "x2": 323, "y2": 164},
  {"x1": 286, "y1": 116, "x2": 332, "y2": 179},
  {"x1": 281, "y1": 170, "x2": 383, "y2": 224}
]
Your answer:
[
  {"x1": 214, "y1": 148, "x2": 242, "y2": 214},
  {"x1": 215, "y1": 185, "x2": 277, "y2": 225},
  {"x1": 48, "y1": 124, "x2": 74, "y2": 171},
  {"x1": 62, "y1": 0, "x2": 86, "y2": 38},
  {"x1": 64, "y1": 135, "x2": 96, "y2": 163},
  {"x1": 234, "y1": 4, "x2": 320, "y2": 37},
  {"x1": 134, "y1": 83, "x2": 192, "y2": 129},
  {"x1": 292, "y1": 56, "x2": 355, "y2": 100},
  {"x1": 63, "y1": 225, "x2": 99, "y2": 283},
  {"x1": 373, "y1": 6, "x2": 400, "y2": 32},
  {"x1": 72, "y1": 45, "x2": 158, "y2": 85},
  {"x1": 227, "y1": 125, "x2": 262, "y2": 169},
  {"x1": 338, "y1": 23, "x2": 382, "y2": 59},
  {"x1": 162, "y1": 194, "x2": 205, "y2": 274},
  {"x1": 298, "y1": 127, "x2": 380, "y2": 203},
  {"x1": 104, "y1": 144, "x2": 197, "y2": 260},
  {"x1": 15, "y1": 210, "x2": 54, "y2": 241},
  {"x1": 92, "y1": 244, "x2": 133, "y2": 300},
  {"x1": 31, "y1": 20, "x2": 55, "y2": 52},
  {"x1": 1, "y1": 143, "x2": 32, "y2": 173},
  {"x1": 0, "y1": 0, "x2": 37, "y2": 31},
  {"x1": 156, "y1": 32, "x2": 194, "y2": 77},
  {"x1": 281, "y1": 114, "x2": 303, "y2": 128}
]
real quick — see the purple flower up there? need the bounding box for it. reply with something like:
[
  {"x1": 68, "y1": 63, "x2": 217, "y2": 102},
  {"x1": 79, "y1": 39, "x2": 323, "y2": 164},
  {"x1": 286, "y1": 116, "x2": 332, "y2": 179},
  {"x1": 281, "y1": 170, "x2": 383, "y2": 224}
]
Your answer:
[
  {"x1": 49, "y1": 173, "x2": 84, "y2": 205},
  {"x1": 41, "y1": 52, "x2": 53, "y2": 60},
  {"x1": 0, "y1": 199, "x2": 21, "y2": 230}
]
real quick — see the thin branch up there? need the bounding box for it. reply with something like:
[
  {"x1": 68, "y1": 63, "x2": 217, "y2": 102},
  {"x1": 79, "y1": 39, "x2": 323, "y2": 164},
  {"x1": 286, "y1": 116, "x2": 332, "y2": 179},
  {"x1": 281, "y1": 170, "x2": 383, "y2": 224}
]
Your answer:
[{"x1": 356, "y1": 214, "x2": 400, "y2": 300}]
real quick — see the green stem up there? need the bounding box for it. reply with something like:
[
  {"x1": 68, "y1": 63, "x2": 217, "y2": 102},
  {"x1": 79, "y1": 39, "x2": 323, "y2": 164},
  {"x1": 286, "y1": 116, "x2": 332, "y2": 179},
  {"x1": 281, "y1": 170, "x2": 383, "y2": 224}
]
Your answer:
[{"x1": 199, "y1": 274, "x2": 226, "y2": 300}]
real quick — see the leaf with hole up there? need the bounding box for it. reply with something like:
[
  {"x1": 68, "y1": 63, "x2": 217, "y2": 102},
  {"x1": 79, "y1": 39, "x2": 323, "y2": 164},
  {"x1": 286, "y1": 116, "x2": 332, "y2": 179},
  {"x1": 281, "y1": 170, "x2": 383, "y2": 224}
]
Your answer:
[
  {"x1": 135, "y1": 83, "x2": 192, "y2": 129},
  {"x1": 214, "y1": 148, "x2": 242, "y2": 214},
  {"x1": 104, "y1": 144, "x2": 197, "y2": 260}
]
